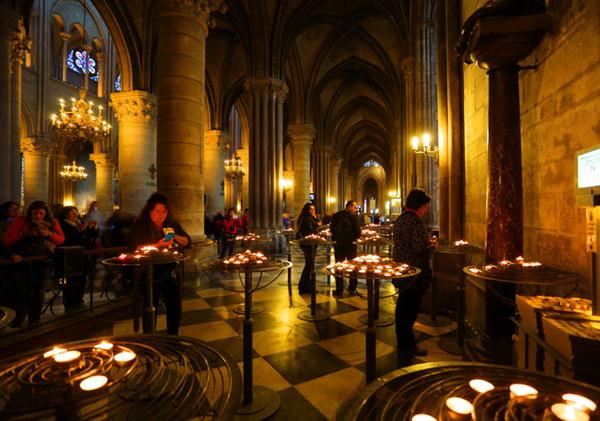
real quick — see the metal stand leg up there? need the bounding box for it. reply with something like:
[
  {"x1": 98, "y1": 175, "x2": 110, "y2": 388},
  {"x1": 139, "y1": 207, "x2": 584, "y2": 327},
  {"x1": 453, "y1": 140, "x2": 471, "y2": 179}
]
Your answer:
[
  {"x1": 417, "y1": 275, "x2": 452, "y2": 327},
  {"x1": 278, "y1": 240, "x2": 296, "y2": 287},
  {"x1": 359, "y1": 278, "x2": 394, "y2": 327},
  {"x1": 437, "y1": 254, "x2": 467, "y2": 356},
  {"x1": 237, "y1": 270, "x2": 280, "y2": 419},
  {"x1": 142, "y1": 265, "x2": 156, "y2": 333},
  {"x1": 298, "y1": 246, "x2": 330, "y2": 322}
]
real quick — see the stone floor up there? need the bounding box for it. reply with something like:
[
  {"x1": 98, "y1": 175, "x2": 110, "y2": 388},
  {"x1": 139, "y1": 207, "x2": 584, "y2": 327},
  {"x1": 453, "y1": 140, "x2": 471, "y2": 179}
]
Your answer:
[{"x1": 108, "y1": 250, "x2": 462, "y2": 420}]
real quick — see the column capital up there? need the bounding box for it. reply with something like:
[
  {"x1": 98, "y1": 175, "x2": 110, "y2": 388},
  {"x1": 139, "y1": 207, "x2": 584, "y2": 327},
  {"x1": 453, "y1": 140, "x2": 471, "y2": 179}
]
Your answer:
[
  {"x1": 111, "y1": 90, "x2": 157, "y2": 124},
  {"x1": 288, "y1": 123, "x2": 315, "y2": 143},
  {"x1": 204, "y1": 129, "x2": 231, "y2": 151},
  {"x1": 244, "y1": 78, "x2": 289, "y2": 102},
  {"x1": 89, "y1": 152, "x2": 116, "y2": 167},
  {"x1": 331, "y1": 158, "x2": 342, "y2": 172},
  {"x1": 21, "y1": 137, "x2": 56, "y2": 157},
  {"x1": 10, "y1": 19, "x2": 29, "y2": 65},
  {"x1": 59, "y1": 31, "x2": 71, "y2": 42},
  {"x1": 158, "y1": 0, "x2": 227, "y2": 33},
  {"x1": 401, "y1": 57, "x2": 415, "y2": 75},
  {"x1": 314, "y1": 145, "x2": 332, "y2": 156}
]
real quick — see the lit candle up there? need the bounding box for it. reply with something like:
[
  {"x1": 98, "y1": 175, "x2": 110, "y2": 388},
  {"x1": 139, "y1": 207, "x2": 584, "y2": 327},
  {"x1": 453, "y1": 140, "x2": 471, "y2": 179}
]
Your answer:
[
  {"x1": 80, "y1": 375, "x2": 108, "y2": 391},
  {"x1": 445, "y1": 397, "x2": 473, "y2": 419},
  {"x1": 411, "y1": 415, "x2": 437, "y2": 421},
  {"x1": 53, "y1": 350, "x2": 81, "y2": 363},
  {"x1": 43, "y1": 347, "x2": 66, "y2": 358},
  {"x1": 422, "y1": 133, "x2": 431, "y2": 148},
  {"x1": 562, "y1": 394, "x2": 597, "y2": 412},
  {"x1": 94, "y1": 341, "x2": 113, "y2": 350},
  {"x1": 469, "y1": 379, "x2": 494, "y2": 394},
  {"x1": 114, "y1": 351, "x2": 136, "y2": 365},
  {"x1": 551, "y1": 403, "x2": 590, "y2": 421},
  {"x1": 412, "y1": 136, "x2": 420, "y2": 151},
  {"x1": 509, "y1": 383, "x2": 538, "y2": 399}
]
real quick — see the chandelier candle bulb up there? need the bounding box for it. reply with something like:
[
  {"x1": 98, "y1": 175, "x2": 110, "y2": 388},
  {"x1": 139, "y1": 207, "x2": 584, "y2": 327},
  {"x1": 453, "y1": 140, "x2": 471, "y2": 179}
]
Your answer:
[{"x1": 551, "y1": 403, "x2": 590, "y2": 421}]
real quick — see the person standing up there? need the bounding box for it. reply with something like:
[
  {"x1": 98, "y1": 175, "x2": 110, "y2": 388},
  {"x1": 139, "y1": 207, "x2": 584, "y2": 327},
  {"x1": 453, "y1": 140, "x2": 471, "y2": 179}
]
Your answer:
[
  {"x1": 330, "y1": 200, "x2": 361, "y2": 297},
  {"x1": 296, "y1": 202, "x2": 320, "y2": 294},
  {"x1": 392, "y1": 188, "x2": 435, "y2": 363},
  {"x1": 219, "y1": 208, "x2": 241, "y2": 259},
  {"x1": 128, "y1": 193, "x2": 191, "y2": 335}
]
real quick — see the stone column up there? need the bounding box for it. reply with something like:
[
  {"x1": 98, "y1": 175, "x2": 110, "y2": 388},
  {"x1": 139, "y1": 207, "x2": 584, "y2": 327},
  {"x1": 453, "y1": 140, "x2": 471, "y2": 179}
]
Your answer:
[
  {"x1": 459, "y1": 8, "x2": 550, "y2": 362},
  {"x1": 329, "y1": 158, "x2": 342, "y2": 213},
  {"x1": 111, "y1": 90, "x2": 157, "y2": 215},
  {"x1": 96, "y1": 51, "x2": 105, "y2": 98},
  {"x1": 89, "y1": 152, "x2": 115, "y2": 218},
  {"x1": 21, "y1": 137, "x2": 55, "y2": 205},
  {"x1": 0, "y1": 6, "x2": 18, "y2": 203},
  {"x1": 10, "y1": 24, "x2": 28, "y2": 202},
  {"x1": 288, "y1": 123, "x2": 314, "y2": 219},
  {"x1": 401, "y1": 57, "x2": 416, "y2": 193},
  {"x1": 236, "y1": 147, "x2": 249, "y2": 211},
  {"x1": 244, "y1": 78, "x2": 288, "y2": 231},
  {"x1": 283, "y1": 169, "x2": 294, "y2": 216},
  {"x1": 156, "y1": 0, "x2": 224, "y2": 239},
  {"x1": 313, "y1": 145, "x2": 331, "y2": 216},
  {"x1": 59, "y1": 32, "x2": 70, "y2": 82},
  {"x1": 204, "y1": 130, "x2": 229, "y2": 217}
]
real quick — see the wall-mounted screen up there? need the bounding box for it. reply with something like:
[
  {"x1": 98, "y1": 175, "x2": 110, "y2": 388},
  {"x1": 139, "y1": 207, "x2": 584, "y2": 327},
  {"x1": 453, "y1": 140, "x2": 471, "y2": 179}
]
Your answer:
[{"x1": 578, "y1": 148, "x2": 600, "y2": 188}]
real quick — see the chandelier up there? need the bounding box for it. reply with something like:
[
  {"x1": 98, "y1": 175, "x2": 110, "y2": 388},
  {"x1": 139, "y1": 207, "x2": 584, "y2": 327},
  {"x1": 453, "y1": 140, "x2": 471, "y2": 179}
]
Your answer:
[
  {"x1": 224, "y1": 154, "x2": 244, "y2": 178},
  {"x1": 50, "y1": 89, "x2": 111, "y2": 142},
  {"x1": 60, "y1": 161, "x2": 88, "y2": 182},
  {"x1": 411, "y1": 133, "x2": 439, "y2": 161}
]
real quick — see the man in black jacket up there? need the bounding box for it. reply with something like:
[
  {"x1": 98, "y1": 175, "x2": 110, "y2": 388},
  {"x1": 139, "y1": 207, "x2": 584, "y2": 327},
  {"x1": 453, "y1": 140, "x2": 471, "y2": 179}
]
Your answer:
[{"x1": 331, "y1": 200, "x2": 361, "y2": 297}]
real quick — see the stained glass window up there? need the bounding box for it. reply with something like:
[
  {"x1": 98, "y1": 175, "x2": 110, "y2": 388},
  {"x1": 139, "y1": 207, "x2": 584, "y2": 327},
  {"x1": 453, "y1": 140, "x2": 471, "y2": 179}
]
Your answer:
[
  {"x1": 363, "y1": 160, "x2": 381, "y2": 167},
  {"x1": 66, "y1": 49, "x2": 99, "y2": 81},
  {"x1": 114, "y1": 74, "x2": 121, "y2": 92}
]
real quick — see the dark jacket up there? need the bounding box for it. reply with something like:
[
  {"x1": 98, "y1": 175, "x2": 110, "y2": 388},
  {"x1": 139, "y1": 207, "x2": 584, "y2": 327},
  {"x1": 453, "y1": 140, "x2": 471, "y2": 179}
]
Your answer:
[
  {"x1": 59, "y1": 220, "x2": 98, "y2": 249},
  {"x1": 296, "y1": 215, "x2": 319, "y2": 239},
  {"x1": 392, "y1": 210, "x2": 433, "y2": 289},
  {"x1": 331, "y1": 210, "x2": 361, "y2": 248}
]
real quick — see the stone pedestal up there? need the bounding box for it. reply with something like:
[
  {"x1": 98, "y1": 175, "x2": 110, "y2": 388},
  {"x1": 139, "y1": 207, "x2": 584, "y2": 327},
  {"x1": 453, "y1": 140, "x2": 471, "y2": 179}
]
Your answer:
[
  {"x1": 204, "y1": 130, "x2": 229, "y2": 216},
  {"x1": 288, "y1": 124, "x2": 314, "y2": 219},
  {"x1": 111, "y1": 90, "x2": 157, "y2": 216},
  {"x1": 89, "y1": 152, "x2": 115, "y2": 218},
  {"x1": 156, "y1": 0, "x2": 224, "y2": 239},
  {"x1": 21, "y1": 137, "x2": 55, "y2": 206},
  {"x1": 459, "y1": 8, "x2": 551, "y2": 362},
  {"x1": 244, "y1": 78, "x2": 288, "y2": 231}
]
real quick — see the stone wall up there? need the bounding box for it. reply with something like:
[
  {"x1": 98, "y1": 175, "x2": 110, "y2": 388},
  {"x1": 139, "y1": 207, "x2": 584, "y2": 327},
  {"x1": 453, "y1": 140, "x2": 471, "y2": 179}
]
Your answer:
[{"x1": 461, "y1": 0, "x2": 600, "y2": 284}]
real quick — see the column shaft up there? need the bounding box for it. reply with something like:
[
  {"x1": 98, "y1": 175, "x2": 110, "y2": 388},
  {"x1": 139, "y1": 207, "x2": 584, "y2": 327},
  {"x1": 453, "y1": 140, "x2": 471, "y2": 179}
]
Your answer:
[
  {"x1": 0, "y1": 8, "x2": 16, "y2": 203},
  {"x1": 111, "y1": 90, "x2": 157, "y2": 215},
  {"x1": 204, "y1": 130, "x2": 229, "y2": 216},
  {"x1": 289, "y1": 124, "x2": 314, "y2": 219},
  {"x1": 89, "y1": 153, "x2": 115, "y2": 218},
  {"x1": 21, "y1": 137, "x2": 55, "y2": 206},
  {"x1": 329, "y1": 159, "x2": 342, "y2": 214},
  {"x1": 11, "y1": 26, "x2": 27, "y2": 202}
]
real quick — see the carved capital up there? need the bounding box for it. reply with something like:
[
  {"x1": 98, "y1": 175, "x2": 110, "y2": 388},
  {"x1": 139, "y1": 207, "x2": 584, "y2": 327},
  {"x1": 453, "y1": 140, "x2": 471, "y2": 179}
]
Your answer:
[
  {"x1": 159, "y1": 0, "x2": 226, "y2": 32},
  {"x1": 89, "y1": 153, "x2": 115, "y2": 167},
  {"x1": 204, "y1": 129, "x2": 231, "y2": 151},
  {"x1": 21, "y1": 137, "x2": 56, "y2": 157},
  {"x1": 110, "y1": 91, "x2": 157, "y2": 124},
  {"x1": 401, "y1": 57, "x2": 415, "y2": 76},
  {"x1": 244, "y1": 78, "x2": 289, "y2": 103},
  {"x1": 288, "y1": 123, "x2": 315, "y2": 144},
  {"x1": 330, "y1": 158, "x2": 342, "y2": 172}
]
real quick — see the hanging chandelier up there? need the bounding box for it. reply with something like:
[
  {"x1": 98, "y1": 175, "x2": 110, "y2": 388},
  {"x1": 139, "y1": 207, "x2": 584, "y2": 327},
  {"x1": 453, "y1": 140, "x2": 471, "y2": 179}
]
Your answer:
[
  {"x1": 60, "y1": 161, "x2": 88, "y2": 182},
  {"x1": 50, "y1": 90, "x2": 111, "y2": 142},
  {"x1": 224, "y1": 154, "x2": 244, "y2": 178}
]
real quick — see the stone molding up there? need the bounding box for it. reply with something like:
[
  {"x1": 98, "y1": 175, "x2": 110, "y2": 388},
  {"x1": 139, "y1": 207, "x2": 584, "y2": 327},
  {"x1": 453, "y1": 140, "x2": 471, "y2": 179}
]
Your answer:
[
  {"x1": 21, "y1": 137, "x2": 56, "y2": 157},
  {"x1": 111, "y1": 91, "x2": 157, "y2": 124},
  {"x1": 244, "y1": 78, "x2": 289, "y2": 102},
  {"x1": 204, "y1": 130, "x2": 231, "y2": 150},
  {"x1": 89, "y1": 152, "x2": 116, "y2": 167},
  {"x1": 10, "y1": 19, "x2": 29, "y2": 65}
]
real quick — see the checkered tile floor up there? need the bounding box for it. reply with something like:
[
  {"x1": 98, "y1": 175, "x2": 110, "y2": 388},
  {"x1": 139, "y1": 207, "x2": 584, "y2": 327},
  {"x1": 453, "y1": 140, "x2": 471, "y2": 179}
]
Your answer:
[{"x1": 111, "y1": 251, "x2": 461, "y2": 420}]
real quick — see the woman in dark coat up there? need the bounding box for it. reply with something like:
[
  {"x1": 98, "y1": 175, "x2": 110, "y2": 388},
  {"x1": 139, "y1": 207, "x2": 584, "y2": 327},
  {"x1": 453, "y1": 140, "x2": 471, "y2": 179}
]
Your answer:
[
  {"x1": 128, "y1": 193, "x2": 191, "y2": 335},
  {"x1": 296, "y1": 202, "x2": 320, "y2": 294}
]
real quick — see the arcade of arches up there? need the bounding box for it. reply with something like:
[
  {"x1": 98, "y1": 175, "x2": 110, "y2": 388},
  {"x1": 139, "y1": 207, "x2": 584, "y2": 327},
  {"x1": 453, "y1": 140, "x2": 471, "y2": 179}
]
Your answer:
[{"x1": 1, "y1": 0, "x2": 600, "y2": 414}]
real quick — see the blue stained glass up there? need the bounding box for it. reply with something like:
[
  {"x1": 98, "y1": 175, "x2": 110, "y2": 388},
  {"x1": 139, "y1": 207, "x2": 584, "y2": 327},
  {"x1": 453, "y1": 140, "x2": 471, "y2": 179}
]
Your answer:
[
  {"x1": 67, "y1": 49, "x2": 99, "y2": 82},
  {"x1": 114, "y1": 74, "x2": 121, "y2": 92},
  {"x1": 363, "y1": 160, "x2": 381, "y2": 167}
]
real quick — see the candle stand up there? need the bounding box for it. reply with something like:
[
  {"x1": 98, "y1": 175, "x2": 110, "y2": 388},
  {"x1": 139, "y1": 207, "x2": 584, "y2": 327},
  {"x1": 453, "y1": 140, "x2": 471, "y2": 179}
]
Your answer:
[
  {"x1": 102, "y1": 253, "x2": 187, "y2": 334},
  {"x1": 324, "y1": 262, "x2": 419, "y2": 383},
  {"x1": 203, "y1": 257, "x2": 292, "y2": 419},
  {"x1": 277, "y1": 229, "x2": 296, "y2": 292},
  {"x1": 290, "y1": 238, "x2": 336, "y2": 322},
  {"x1": 340, "y1": 361, "x2": 600, "y2": 420},
  {"x1": 0, "y1": 306, "x2": 15, "y2": 330},
  {"x1": 0, "y1": 334, "x2": 242, "y2": 420}
]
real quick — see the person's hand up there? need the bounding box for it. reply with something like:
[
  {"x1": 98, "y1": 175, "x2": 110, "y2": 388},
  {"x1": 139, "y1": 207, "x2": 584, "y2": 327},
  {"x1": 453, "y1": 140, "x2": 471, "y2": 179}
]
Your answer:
[
  {"x1": 38, "y1": 227, "x2": 51, "y2": 237},
  {"x1": 10, "y1": 254, "x2": 22, "y2": 263},
  {"x1": 174, "y1": 234, "x2": 189, "y2": 247},
  {"x1": 159, "y1": 237, "x2": 174, "y2": 247},
  {"x1": 430, "y1": 236, "x2": 438, "y2": 248}
]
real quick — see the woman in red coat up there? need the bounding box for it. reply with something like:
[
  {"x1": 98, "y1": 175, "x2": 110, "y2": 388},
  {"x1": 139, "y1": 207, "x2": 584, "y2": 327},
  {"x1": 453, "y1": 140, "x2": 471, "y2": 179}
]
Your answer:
[{"x1": 3, "y1": 201, "x2": 64, "y2": 328}]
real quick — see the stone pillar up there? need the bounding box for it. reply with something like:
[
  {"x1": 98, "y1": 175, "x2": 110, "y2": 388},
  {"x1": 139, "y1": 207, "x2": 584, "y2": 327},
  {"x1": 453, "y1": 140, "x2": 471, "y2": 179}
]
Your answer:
[
  {"x1": 329, "y1": 158, "x2": 342, "y2": 214},
  {"x1": 288, "y1": 123, "x2": 314, "y2": 219},
  {"x1": 156, "y1": 0, "x2": 224, "y2": 239},
  {"x1": 111, "y1": 90, "x2": 157, "y2": 215},
  {"x1": 236, "y1": 147, "x2": 249, "y2": 211},
  {"x1": 313, "y1": 145, "x2": 331, "y2": 216},
  {"x1": 21, "y1": 137, "x2": 55, "y2": 205},
  {"x1": 283, "y1": 169, "x2": 294, "y2": 216},
  {"x1": 89, "y1": 152, "x2": 115, "y2": 218},
  {"x1": 59, "y1": 32, "x2": 70, "y2": 82},
  {"x1": 0, "y1": 6, "x2": 18, "y2": 203},
  {"x1": 459, "y1": 7, "x2": 550, "y2": 362},
  {"x1": 244, "y1": 78, "x2": 288, "y2": 231},
  {"x1": 401, "y1": 57, "x2": 416, "y2": 193},
  {"x1": 204, "y1": 130, "x2": 229, "y2": 217},
  {"x1": 10, "y1": 23, "x2": 28, "y2": 202},
  {"x1": 96, "y1": 51, "x2": 105, "y2": 98}
]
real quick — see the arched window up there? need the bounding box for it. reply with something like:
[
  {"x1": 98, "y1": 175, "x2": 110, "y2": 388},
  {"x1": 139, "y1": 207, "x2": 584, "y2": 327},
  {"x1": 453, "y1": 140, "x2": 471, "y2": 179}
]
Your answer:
[
  {"x1": 114, "y1": 74, "x2": 121, "y2": 92},
  {"x1": 363, "y1": 159, "x2": 381, "y2": 167},
  {"x1": 66, "y1": 49, "x2": 98, "y2": 81}
]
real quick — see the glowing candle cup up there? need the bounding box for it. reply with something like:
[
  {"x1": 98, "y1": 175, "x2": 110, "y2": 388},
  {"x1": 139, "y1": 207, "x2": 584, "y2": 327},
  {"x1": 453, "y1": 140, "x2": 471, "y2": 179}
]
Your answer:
[
  {"x1": 509, "y1": 383, "x2": 538, "y2": 399},
  {"x1": 80, "y1": 375, "x2": 108, "y2": 391},
  {"x1": 551, "y1": 403, "x2": 590, "y2": 421},
  {"x1": 53, "y1": 350, "x2": 81, "y2": 364}
]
